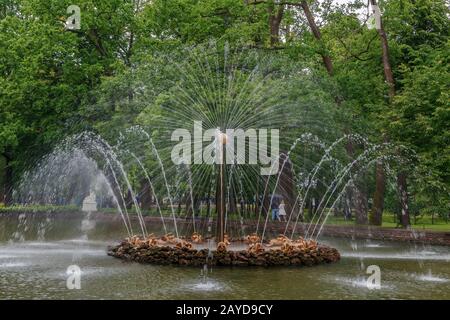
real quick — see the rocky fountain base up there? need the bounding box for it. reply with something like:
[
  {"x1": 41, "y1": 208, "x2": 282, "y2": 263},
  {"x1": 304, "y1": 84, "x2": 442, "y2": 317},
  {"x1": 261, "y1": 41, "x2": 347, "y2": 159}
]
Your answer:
[{"x1": 107, "y1": 234, "x2": 340, "y2": 267}]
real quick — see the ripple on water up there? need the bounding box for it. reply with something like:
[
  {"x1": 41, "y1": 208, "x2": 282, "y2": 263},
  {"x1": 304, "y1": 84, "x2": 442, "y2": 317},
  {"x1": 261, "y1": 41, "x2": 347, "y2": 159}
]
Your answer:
[
  {"x1": 415, "y1": 273, "x2": 449, "y2": 283},
  {"x1": 58, "y1": 239, "x2": 111, "y2": 246},
  {"x1": 0, "y1": 255, "x2": 17, "y2": 259},
  {"x1": 0, "y1": 262, "x2": 28, "y2": 268},
  {"x1": 364, "y1": 243, "x2": 386, "y2": 248},
  {"x1": 341, "y1": 251, "x2": 450, "y2": 261},
  {"x1": 26, "y1": 242, "x2": 62, "y2": 247},
  {"x1": 0, "y1": 247, "x2": 106, "y2": 257},
  {"x1": 332, "y1": 276, "x2": 395, "y2": 290},
  {"x1": 185, "y1": 279, "x2": 227, "y2": 292}
]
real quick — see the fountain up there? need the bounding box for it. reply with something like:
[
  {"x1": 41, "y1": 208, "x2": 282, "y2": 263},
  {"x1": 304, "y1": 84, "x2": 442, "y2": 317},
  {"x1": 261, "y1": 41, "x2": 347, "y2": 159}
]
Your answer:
[
  {"x1": 12, "y1": 44, "x2": 418, "y2": 269},
  {"x1": 107, "y1": 125, "x2": 340, "y2": 267}
]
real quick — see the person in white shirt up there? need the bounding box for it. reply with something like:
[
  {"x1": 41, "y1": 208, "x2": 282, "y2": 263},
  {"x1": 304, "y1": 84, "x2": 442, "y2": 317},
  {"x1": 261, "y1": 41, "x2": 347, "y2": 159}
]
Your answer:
[{"x1": 278, "y1": 200, "x2": 287, "y2": 222}]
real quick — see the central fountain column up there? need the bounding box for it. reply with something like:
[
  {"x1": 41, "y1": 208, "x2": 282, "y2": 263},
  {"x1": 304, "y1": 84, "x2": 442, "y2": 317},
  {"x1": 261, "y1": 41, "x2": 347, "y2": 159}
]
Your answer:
[{"x1": 216, "y1": 131, "x2": 227, "y2": 243}]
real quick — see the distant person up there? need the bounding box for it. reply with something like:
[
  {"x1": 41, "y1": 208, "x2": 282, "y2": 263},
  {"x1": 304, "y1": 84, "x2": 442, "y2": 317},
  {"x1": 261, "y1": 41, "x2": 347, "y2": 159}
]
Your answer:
[
  {"x1": 271, "y1": 194, "x2": 281, "y2": 221},
  {"x1": 135, "y1": 195, "x2": 141, "y2": 208},
  {"x1": 279, "y1": 200, "x2": 287, "y2": 222}
]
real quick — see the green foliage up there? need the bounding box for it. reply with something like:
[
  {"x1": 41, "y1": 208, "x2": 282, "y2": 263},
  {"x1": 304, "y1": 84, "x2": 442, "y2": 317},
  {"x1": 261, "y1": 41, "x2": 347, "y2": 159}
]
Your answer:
[
  {"x1": 0, "y1": 0, "x2": 448, "y2": 219},
  {"x1": 388, "y1": 46, "x2": 450, "y2": 216},
  {"x1": 383, "y1": 0, "x2": 449, "y2": 69},
  {"x1": 137, "y1": 0, "x2": 267, "y2": 47}
]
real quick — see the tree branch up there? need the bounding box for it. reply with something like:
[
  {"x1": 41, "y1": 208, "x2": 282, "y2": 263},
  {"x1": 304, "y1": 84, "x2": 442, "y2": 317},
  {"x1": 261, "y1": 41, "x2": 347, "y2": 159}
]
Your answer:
[{"x1": 337, "y1": 33, "x2": 378, "y2": 62}]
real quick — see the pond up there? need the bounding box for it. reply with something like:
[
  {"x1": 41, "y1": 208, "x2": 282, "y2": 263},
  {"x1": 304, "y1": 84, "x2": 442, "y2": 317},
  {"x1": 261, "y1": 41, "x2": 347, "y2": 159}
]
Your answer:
[{"x1": 0, "y1": 214, "x2": 449, "y2": 299}]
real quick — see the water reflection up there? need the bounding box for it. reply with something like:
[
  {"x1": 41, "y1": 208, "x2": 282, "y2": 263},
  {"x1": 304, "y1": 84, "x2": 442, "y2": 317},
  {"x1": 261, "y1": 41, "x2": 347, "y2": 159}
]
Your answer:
[{"x1": 0, "y1": 215, "x2": 449, "y2": 300}]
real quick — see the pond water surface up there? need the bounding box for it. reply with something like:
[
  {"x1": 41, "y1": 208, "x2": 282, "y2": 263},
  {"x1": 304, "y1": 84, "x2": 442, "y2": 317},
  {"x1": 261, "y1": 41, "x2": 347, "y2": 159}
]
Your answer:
[{"x1": 0, "y1": 214, "x2": 449, "y2": 299}]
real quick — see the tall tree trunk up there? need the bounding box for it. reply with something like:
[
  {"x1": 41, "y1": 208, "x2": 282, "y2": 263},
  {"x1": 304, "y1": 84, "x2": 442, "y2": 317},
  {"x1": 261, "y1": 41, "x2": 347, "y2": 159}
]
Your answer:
[
  {"x1": 344, "y1": 189, "x2": 353, "y2": 220},
  {"x1": 185, "y1": 194, "x2": 194, "y2": 217},
  {"x1": 3, "y1": 152, "x2": 13, "y2": 206},
  {"x1": 346, "y1": 138, "x2": 369, "y2": 225},
  {"x1": 397, "y1": 172, "x2": 410, "y2": 228},
  {"x1": 193, "y1": 195, "x2": 201, "y2": 216},
  {"x1": 370, "y1": 0, "x2": 409, "y2": 224},
  {"x1": 300, "y1": 1, "x2": 333, "y2": 75},
  {"x1": 370, "y1": 161, "x2": 386, "y2": 225},
  {"x1": 369, "y1": 1, "x2": 391, "y2": 225},
  {"x1": 246, "y1": 201, "x2": 250, "y2": 218},
  {"x1": 0, "y1": 155, "x2": 5, "y2": 204},
  {"x1": 268, "y1": 2, "x2": 284, "y2": 47},
  {"x1": 279, "y1": 151, "x2": 301, "y2": 221},
  {"x1": 124, "y1": 190, "x2": 133, "y2": 210},
  {"x1": 370, "y1": 0, "x2": 395, "y2": 100},
  {"x1": 353, "y1": 182, "x2": 369, "y2": 225},
  {"x1": 177, "y1": 200, "x2": 182, "y2": 217},
  {"x1": 139, "y1": 179, "x2": 153, "y2": 210},
  {"x1": 228, "y1": 186, "x2": 237, "y2": 215},
  {"x1": 206, "y1": 190, "x2": 211, "y2": 218}
]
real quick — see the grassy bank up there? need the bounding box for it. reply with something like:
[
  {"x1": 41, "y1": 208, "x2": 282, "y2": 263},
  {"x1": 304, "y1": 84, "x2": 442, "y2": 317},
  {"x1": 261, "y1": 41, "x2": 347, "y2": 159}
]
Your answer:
[
  {"x1": 316, "y1": 213, "x2": 450, "y2": 232},
  {"x1": 0, "y1": 204, "x2": 79, "y2": 214},
  {"x1": 0, "y1": 204, "x2": 448, "y2": 232}
]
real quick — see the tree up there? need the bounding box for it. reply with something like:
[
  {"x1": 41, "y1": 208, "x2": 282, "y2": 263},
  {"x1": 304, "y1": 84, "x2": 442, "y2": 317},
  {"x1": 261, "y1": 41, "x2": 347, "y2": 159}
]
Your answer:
[
  {"x1": 382, "y1": 0, "x2": 449, "y2": 227},
  {"x1": 388, "y1": 46, "x2": 449, "y2": 222},
  {"x1": 0, "y1": 0, "x2": 136, "y2": 205},
  {"x1": 367, "y1": 0, "x2": 393, "y2": 226}
]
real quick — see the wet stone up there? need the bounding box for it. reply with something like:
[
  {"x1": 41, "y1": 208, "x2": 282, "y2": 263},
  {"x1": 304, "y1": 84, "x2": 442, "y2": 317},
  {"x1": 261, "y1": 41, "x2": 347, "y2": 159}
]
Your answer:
[{"x1": 108, "y1": 241, "x2": 340, "y2": 267}]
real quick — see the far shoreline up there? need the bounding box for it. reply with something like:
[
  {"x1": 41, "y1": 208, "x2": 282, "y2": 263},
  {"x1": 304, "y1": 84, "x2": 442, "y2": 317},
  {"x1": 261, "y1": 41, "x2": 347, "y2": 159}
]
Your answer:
[{"x1": 1, "y1": 209, "x2": 449, "y2": 246}]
